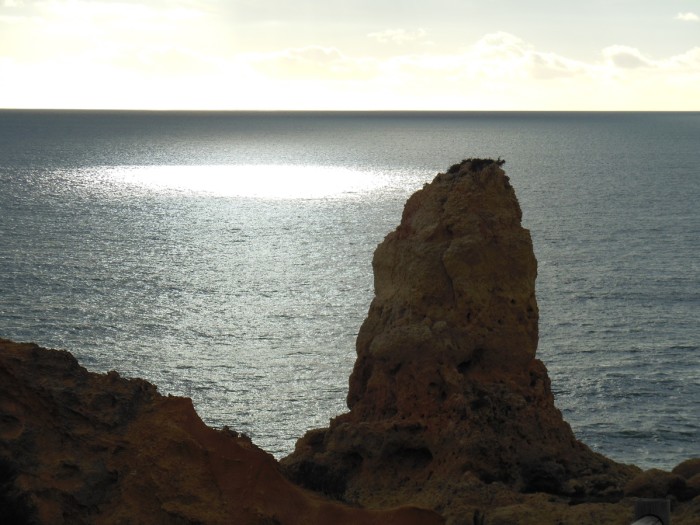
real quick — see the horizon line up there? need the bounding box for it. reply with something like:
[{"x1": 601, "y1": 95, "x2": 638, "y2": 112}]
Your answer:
[{"x1": 2, "y1": 107, "x2": 699, "y2": 114}]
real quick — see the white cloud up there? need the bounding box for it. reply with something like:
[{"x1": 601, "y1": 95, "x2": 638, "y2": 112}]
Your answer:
[
  {"x1": 0, "y1": 0, "x2": 231, "y2": 72},
  {"x1": 472, "y1": 31, "x2": 530, "y2": 57},
  {"x1": 676, "y1": 12, "x2": 699, "y2": 22},
  {"x1": 529, "y1": 52, "x2": 584, "y2": 79},
  {"x1": 667, "y1": 46, "x2": 700, "y2": 67},
  {"x1": 32, "y1": 0, "x2": 207, "y2": 35},
  {"x1": 216, "y1": 32, "x2": 700, "y2": 109},
  {"x1": 367, "y1": 28, "x2": 428, "y2": 45},
  {"x1": 465, "y1": 32, "x2": 585, "y2": 80},
  {"x1": 602, "y1": 45, "x2": 654, "y2": 69},
  {"x1": 248, "y1": 46, "x2": 379, "y2": 80},
  {"x1": 2, "y1": 17, "x2": 699, "y2": 110}
]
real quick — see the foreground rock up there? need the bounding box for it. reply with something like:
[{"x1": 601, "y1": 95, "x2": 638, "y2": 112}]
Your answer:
[
  {"x1": 281, "y1": 159, "x2": 700, "y2": 523},
  {"x1": 0, "y1": 339, "x2": 443, "y2": 525}
]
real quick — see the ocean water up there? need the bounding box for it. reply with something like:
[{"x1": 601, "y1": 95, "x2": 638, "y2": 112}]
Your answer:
[{"x1": 0, "y1": 110, "x2": 698, "y2": 469}]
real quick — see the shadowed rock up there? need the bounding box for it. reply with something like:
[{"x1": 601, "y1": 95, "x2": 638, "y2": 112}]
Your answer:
[
  {"x1": 0, "y1": 339, "x2": 443, "y2": 525},
  {"x1": 281, "y1": 159, "x2": 640, "y2": 520}
]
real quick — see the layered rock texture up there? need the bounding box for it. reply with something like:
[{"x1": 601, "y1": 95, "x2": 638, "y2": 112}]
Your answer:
[
  {"x1": 0, "y1": 339, "x2": 442, "y2": 525},
  {"x1": 2, "y1": 159, "x2": 698, "y2": 524}
]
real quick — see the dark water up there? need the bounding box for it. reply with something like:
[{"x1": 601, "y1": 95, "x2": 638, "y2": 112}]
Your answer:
[{"x1": 1, "y1": 110, "x2": 698, "y2": 467}]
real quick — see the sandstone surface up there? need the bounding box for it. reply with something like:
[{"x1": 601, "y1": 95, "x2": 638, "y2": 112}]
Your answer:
[
  {"x1": 281, "y1": 159, "x2": 699, "y2": 523},
  {"x1": 0, "y1": 338, "x2": 443, "y2": 525}
]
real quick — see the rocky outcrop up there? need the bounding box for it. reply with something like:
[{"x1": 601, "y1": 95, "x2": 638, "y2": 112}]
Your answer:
[
  {"x1": 0, "y1": 338, "x2": 443, "y2": 525},
  {"x1": 2, "y1": 159, "x2": 698, "y2": 524},
  {"x1": 280, "y1": 159, "x2": 652, "y2": 520}
]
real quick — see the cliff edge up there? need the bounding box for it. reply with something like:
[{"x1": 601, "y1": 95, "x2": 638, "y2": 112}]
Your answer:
[{"x1": 0, "y1": 339, "x2": 442, "y2": 525}]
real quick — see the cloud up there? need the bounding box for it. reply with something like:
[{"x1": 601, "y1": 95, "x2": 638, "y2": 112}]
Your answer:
[
  {"x1": 472, "y1": 31, "x2": 531, "y2": 57},
  {"x1": 467, "y1": 32, "x2": 584, "y2": 80},
  {"x1": 667, "y1": 46, "x2": 700, "y2": 67},
  {"x1": 0, "y1": 0, "x2": 230, "y2": 70},
  {"x1": 676, "y1": 12, "x2": 699, "y2": 22},
  {"x1": 248, "y1": 46, "x2": 378, "y2": 80},
  {"x1": 367, "y1": 28, "x2": 428, "y2": 44},
  {"x1": 2, "y1": 17, "x2": 699, "y2": 110},
  {"x1": 529, "y1": 52, "x2": 584, "y2": 79},
  {"x1": 32, "y1": 0, "x2": 207, "y2": 34},
  {"x1": 363, "y1": 33, "x2": 699, "y2": 108},
  {"x1": 110, "y1": 45, "x2": 219, "y2": 76},
  {"x1": 602, "y1": 45, "x2": 653, "y2": 69},
  {"x1": 239, "y1": 31, "x2": 697, "y2": 108}
]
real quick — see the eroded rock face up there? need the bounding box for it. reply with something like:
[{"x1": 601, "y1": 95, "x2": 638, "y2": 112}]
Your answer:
[
  {"x1": 3, "y1": 159, "x2": 698, "y2": 525},
  {"x1": 0, "y1": 339, "x2": 443, "y2": 525},
  {"x1": 282, "y1": 159, "x2": 638, "y2": 517}
]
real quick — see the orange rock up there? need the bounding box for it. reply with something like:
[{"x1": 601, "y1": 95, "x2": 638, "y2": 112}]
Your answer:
[
  {"x1": 282, "y1": 160, "x2": 638, "y2": 520},
  {"x1": 0, "y1": 339, "x2": 443, "y2": 525}
]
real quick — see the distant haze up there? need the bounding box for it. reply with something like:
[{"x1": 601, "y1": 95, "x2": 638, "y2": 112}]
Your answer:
[{"x1": 1, "y1": 1, "x2": 698, "y2": 110}]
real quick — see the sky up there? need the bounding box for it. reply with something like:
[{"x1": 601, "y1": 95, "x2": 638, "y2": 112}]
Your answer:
[{"x1": 1, "y1": 0, "x2": 699, "y2": 110}]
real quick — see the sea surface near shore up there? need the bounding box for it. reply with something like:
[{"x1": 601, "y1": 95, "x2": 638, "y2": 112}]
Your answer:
[{"x1": 0, "y1": 110, "x2": 698, "y2": 468}]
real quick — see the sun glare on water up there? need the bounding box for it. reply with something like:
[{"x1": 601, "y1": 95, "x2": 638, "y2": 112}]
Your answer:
[{"x1": 101, "y1": 165, "x2": 386, "y2": 199}]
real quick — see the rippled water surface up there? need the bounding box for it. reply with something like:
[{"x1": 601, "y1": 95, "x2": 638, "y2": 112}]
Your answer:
[{"x1": 1, "y1": 111, "x2": 698, "y2": 467}]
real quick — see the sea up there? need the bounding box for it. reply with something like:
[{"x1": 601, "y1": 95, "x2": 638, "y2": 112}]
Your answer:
[{"x1": 0, "y1": 110, "x2": 698, "y2": 470}]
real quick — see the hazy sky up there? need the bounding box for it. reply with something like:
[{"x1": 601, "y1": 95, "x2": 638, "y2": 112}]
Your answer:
[{"x1": 1, "y1": 0, "x2": 699, "y2": 110}]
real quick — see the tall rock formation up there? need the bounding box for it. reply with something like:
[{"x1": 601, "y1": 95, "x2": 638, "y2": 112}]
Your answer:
[{"x1": 282, "y1": 159, "x2": 636, "y2": 518}]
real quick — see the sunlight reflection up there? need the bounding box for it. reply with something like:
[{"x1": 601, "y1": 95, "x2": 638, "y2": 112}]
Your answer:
[{"x1": 101, "y1": 165, "x2": 386, "y2": 199}]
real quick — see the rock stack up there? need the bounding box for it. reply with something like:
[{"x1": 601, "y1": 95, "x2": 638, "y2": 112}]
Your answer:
[{"x1": 281, "y1": 159, "x2": 637, "y2": 519}]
